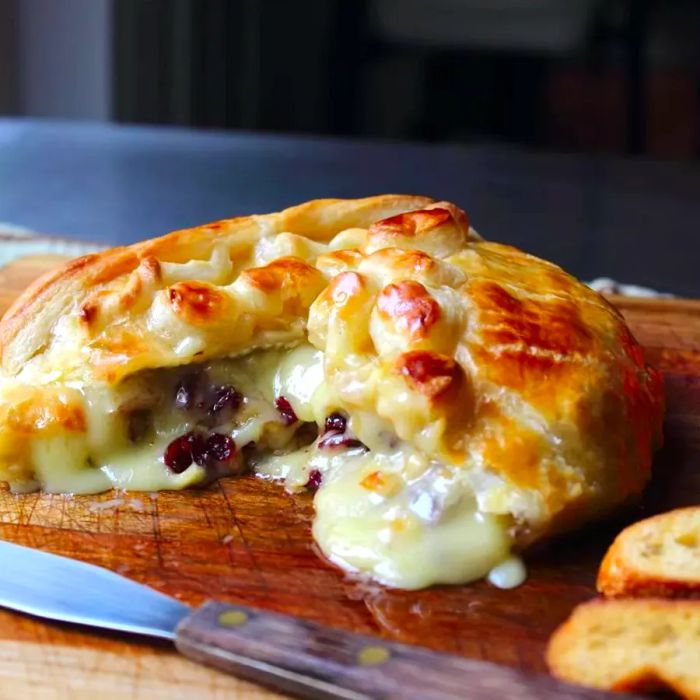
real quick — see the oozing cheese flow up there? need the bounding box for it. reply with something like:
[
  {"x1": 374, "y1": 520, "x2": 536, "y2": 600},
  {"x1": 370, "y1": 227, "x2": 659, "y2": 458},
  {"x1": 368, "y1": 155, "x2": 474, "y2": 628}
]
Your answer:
[{"x1": 9, "y1": 341, "x2": 524, "y2": 590}]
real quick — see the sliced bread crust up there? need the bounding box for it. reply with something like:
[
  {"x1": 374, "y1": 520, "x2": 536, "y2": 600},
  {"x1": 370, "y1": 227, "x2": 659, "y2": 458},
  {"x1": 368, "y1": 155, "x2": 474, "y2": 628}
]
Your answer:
[
  {"x1": 598, "y1": 507, "x2": 700, "y2": 598},
  {"x1": 547, "y1": 598, "x2": 700, "y2": 698}
]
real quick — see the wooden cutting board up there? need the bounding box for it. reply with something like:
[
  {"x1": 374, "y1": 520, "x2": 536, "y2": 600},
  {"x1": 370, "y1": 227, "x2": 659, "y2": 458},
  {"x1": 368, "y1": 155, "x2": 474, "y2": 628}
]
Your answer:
[{"x1": 0, "y1": 255, "x2": 698, "y2": 699}]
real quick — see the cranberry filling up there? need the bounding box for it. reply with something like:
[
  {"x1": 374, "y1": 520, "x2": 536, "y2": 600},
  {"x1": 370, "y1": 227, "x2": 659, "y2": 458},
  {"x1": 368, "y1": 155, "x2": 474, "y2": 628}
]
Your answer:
[
  {"x1": 169, "y1": 373, "x2": 371, "y2": 480},
  {"x1": 318, "y1": 412, "x2": 368, "y2": 451},
  {"x1": 164, "y1": 431, "x2": 237, "y2": 473},
  {"x1": 205, "y1": 433, "x2": 237, "y2": 463},
  {"x1": 174, "y1": 373, "x2": 204, "y2": 411},
  {"x1": 305, "y1": 469, "x2": 323, "y2": 490},
  {"x1": 209, "y1": 385, "x2": 243, "y2": 416},
  {"x1": 275, "y1": 396, "x2": 298, "y2": 425},
  {"x1": 324, "y1": 412, "x2": 347, "y2": 433},
  {"x1": 175, "y1": 371, "x2": 243, "y2": 429},
  {"x1": 189, "y1": 432, "x2": 209, "y2": 466},
  {"x1": 318, "y1": 432, "x2": 367, "y2": 450},
  {"x1": 164, "y1": 432, "x2": 200, "y2": 473}
]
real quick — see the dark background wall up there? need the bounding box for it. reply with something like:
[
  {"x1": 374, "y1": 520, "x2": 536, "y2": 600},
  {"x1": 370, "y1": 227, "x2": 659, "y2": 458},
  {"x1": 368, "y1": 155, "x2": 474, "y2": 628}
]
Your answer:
[{"x1": 2, "y1": 0, "x2": 700, "y2": 158}]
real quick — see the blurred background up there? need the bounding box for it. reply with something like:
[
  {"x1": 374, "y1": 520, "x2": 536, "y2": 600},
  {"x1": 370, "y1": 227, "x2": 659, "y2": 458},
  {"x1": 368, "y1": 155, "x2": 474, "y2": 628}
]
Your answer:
[{"x1": 0, "y1": 0, "x2": 699, "y2": 158}]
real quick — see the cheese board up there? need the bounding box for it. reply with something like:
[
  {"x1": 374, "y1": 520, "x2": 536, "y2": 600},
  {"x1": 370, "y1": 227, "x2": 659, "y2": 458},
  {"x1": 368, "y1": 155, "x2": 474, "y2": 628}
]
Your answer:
[{"x1": 0, "y1": 255, "x2": 698, "y2": 699}]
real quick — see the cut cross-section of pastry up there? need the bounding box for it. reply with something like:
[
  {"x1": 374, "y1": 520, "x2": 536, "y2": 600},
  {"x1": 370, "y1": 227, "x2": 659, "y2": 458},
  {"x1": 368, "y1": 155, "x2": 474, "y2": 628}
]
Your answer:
[{"x1": 0, "y1": 195, "x2": 664, "y2": 590}]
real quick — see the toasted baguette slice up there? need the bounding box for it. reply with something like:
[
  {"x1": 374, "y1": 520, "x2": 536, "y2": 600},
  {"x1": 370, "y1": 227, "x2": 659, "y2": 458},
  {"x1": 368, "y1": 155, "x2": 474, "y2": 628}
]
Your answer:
[
  {"x1": 547, "y1": 598, "x2": 700, "y2": 698},
  {"x1": 598, "y1": 507, "x2": 700, "y2": 598}
]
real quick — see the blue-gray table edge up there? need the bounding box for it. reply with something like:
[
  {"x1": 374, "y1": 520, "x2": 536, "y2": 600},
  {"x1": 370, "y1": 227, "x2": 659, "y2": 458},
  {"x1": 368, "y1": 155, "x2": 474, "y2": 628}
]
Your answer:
[{"x1": 0, "y1": 117, "x2": 697, "y2": 297}]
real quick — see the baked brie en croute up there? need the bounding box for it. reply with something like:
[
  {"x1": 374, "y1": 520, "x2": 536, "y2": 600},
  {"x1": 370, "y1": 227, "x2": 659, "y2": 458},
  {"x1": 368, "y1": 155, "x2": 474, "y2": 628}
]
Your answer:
[{"x1": 0, "y1": 195, "x2": 663, "y2": 590}]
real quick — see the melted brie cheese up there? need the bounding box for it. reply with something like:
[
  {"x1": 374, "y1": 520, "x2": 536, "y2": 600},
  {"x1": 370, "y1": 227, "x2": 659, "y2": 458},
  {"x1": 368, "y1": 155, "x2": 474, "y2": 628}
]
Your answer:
[
  {"x1": 20, "y1": 341, "x2": 523, "y2": 590},
  {"x1": 312, "y1": 454, "x2": 512, "y2": 589},
  {"x1": 30, "y1": 344, "x2": 324, "y2": 494},
  {"x1": 258, "y1": 444, "x2": 516, "y2": 589}
]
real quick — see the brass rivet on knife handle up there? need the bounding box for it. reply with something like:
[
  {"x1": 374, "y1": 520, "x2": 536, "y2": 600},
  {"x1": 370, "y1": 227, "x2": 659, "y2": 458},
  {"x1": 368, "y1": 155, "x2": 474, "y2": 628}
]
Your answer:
[
  {"x1": 357, "y1": 645, "x2": 390, "y2": 667},
  {"x1": 218, "y1": 609, "x2": 248, "y2": 628},
  {"x1": 175, "y1": 601, "x2": 631, "y2": 700}
]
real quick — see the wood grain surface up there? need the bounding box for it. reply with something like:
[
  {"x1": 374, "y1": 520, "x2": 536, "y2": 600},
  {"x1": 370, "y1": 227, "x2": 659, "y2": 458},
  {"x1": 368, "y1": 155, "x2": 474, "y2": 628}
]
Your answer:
[{"x1": 0, "y1": 256, "x2": 698, "y2": 699}]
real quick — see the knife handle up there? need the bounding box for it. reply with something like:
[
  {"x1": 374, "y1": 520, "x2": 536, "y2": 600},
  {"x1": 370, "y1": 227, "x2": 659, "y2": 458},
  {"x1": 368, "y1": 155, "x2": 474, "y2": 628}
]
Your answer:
[{"x1": 175, "y1": 601, "x2": 617, "y2": 700}]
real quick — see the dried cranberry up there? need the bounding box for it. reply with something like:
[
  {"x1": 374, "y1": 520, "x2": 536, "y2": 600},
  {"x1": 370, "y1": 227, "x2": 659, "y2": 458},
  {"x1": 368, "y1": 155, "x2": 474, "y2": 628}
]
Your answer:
[
  {"x1": 305, "y1": 469, "x2": 323, "y2": 490},
  {"x1": 324, "y1": 412, "x2": 347, "y2": 434},
  {"x1": 189, "y1": 432, "x2": 209, "y2": 466},
  {"x1": 174, "y1": 373, "x2": 201, "y2": 410},
  {"x1": 275, "y1": 396, "x2": 298, "y2": 425},
  {"x1": 318, "y1": 431, "x2": 368, "y2": 451},
  {"x1": 166, "y1": 430, "x2": 237, "y2": 472},
  {"x1": 164, "y1": 432, "x2": 198, "y2": 473},
  {"x1": 205, "y1": 433, "x2": 237, "y2": 464},
  {"x1": 209, "y1": 385, "x2": 243, "y2": 416}
]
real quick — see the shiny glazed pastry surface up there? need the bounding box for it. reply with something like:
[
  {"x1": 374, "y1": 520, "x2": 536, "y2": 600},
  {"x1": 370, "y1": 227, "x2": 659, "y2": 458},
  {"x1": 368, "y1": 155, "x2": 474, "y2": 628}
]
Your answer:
[{"x1": 0, "y1": 195, "x2": 664, "y2": 589}]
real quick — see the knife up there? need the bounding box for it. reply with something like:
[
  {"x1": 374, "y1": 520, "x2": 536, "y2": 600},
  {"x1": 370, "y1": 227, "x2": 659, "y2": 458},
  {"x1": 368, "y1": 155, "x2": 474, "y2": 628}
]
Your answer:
[{"x1": 0, "y1": 539, "x2": 622, "y2": 700}]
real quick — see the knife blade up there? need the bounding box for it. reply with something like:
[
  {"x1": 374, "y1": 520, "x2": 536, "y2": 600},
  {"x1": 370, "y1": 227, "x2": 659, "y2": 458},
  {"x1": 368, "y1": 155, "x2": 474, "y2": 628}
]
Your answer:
[
  {"x1": 0, "y1": 538, "x2": 624, "y2": 700},
  {"x1": 0, "y1": 539, "x2": 188, "y2": 639}
]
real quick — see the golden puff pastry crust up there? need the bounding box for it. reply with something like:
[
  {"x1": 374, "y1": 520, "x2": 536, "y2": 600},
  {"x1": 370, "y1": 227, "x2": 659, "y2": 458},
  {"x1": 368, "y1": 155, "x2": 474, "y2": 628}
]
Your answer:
[{"x1": 0, "y1": 195, "x2": 664, "y2": 589}]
